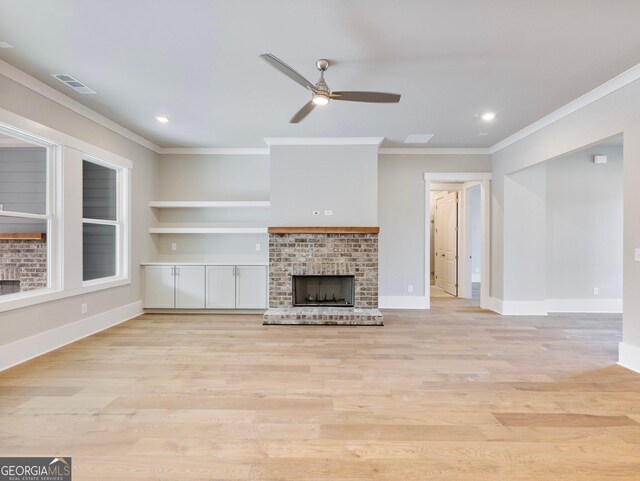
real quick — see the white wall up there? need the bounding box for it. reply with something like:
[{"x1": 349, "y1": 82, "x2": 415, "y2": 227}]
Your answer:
[
  {"x1": 546, "y1": 143, "x2": 623, "y2": 303},
  {"x1": 0, "y1": 73, "x2": 158, "y2": 351},
  {"x1": 378, "y1": 154, "x2": 491, "y2": 301},
  {"x1": 270, "y1": 144, "x2": 379, "y2": 226}
]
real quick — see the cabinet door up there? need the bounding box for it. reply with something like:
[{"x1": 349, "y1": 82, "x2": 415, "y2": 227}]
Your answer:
[
  {"x1": 144, "y1": 266, "x2": 175, "y2": 308},
  {"x1": 206, "y1": 266, "x2": 236, "y2": 308},
  {"x1": 236, "y1": 265, "x2": 267, "y2": 309},
  {"x1": 175, "y1": 266, "x2": 206, "y2": 308}
]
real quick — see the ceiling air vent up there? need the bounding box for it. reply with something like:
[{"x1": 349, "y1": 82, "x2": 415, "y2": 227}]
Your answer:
[{"x1": 51, "y1": 74, "x2": 96, "y2": 94}]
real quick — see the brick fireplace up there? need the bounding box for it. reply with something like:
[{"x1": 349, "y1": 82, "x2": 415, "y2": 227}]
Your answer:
[{"x1": 263, "y1": 227, "x2": 383, "y2": 325}]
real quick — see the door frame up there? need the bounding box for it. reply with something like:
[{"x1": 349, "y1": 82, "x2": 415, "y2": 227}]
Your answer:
[{"x1": 424, "y1": 172, "x2": 492, "y2": 309}]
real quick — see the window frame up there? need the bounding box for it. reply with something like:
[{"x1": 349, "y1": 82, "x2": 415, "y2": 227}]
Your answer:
[
  {"x1": 0, "y1": 111, "x2": 133, "y2": 314},
  {"x1": 81, "y1": 155, "x2": 129, "y2": 287},
  {"x1": 0, "y1": 124, "x2": 59, "y2": 303}
]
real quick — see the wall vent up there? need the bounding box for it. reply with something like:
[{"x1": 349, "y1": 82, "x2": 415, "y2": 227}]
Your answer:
[{"x1": 50, "y1": 74, "x2": 96, "y2": 94}]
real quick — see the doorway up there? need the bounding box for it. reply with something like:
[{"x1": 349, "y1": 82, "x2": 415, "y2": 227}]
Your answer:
[{"x1": 424, "y1": 173, "x2": 491, "y2": 310}]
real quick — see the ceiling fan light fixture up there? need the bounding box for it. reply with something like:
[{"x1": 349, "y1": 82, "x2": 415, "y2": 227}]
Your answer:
[{"x1": 312, "y1": 94, "x2": 329, "y2": 106}]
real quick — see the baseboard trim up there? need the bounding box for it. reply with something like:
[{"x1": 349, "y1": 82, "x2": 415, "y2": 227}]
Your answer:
[
  {"x1": 547, "y1": 298, "x2": 623, "y2": 313},
  {"x1": 0, "y1": 300, "x2": 143, "y2": 372},
  {"x1": 618, "y1": 342, "x2": 640, "y2": 373},
  {"x1": 379, "y1": 296, "x2": 429, "y2": 309},
  {"x1": 496, "y1": 299, "x2": 548, "y2": 316},
  {"x1": 487, "y1": 297, "x2": 503, "y2": 314}
]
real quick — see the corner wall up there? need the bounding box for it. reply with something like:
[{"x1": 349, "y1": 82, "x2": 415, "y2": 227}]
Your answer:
[
  {"x1": 0, "y1": 73, "x2": 159, "y2": 361},
  {"x1": 489, "y1": 76, "x2": 640, "y2": 371}
]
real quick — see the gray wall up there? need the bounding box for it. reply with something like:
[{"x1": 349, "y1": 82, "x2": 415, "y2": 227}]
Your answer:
[
  {"x1": 489, "y1": 74, "x2": 640, "y2": 356},
  {"x1": 503, "y1": 162, "x2": 547, "y2": 303},
  {"x1": 469, "y1": 185, "x2": 481, "y2": 280},
  {"x1": 546, "y1": 143, "x2": 623, "y2": 300},
  {"x1": 154, "y1": 154, "x2": 269, "y2": 263},
  {"x1": 378, "y1": 154, "x2": 491, "y2": 298},
  {"x1": 0, "y1": 73, "x2": 159, "y2": 347},
  {"x1": 270, "y1": 145, "x2": 378, "y2": 226}
]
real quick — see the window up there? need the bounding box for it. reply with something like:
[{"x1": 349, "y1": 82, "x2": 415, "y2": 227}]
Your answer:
[
  {"x1": 82, "y1": 158, "x2": 123, "y2": 283},
  {"x1": 0, "y1": 131, "x2": 54, "y2": 298}
]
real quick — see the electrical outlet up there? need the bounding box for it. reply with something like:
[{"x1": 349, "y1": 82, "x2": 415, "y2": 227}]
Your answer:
[
  {"x1": 255, "y1": 243, "x2": 261, "y2": 251},
  {"x1": 0, "y1": 203, "x2": 3, "y2": 211},
  {"x1": 593, "y1": 287, "x2": 599, "y2": 296},
  {"x1": 312, "y1": 210, "x2": 320, "y2": 216},
  {"x1": 635, "y1": 248, "x2": 640, "y2": 262},
  {"x1": 408, "y1": 284, "x2": 414, "y2": 293},
  {"x1": 171, "y1": 243, "x2": 177, "y2": 251},
  {"x1": 324, "y1": 210, "x2": 333, "y2": 216},
  {"x1": 81, "y1": 303, "x2": 88, "y2": 314}
]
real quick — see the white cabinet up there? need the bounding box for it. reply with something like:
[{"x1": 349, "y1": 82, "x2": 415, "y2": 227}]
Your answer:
[
  {"x1": 236, "y1": 265, "x2": 267, "y2": 308},
  {"x1": 206, "y1": 266, "x2": 236, "y2": 308},
  {"x1": 175, "y1": 266, "x2": 205, "y2": 308},
  {"x1": 144, "y1": 266, "x2": 175, "y2": 308},
  {"x1": 144, "y1": 264, "x2": 267, "y2": 310}
]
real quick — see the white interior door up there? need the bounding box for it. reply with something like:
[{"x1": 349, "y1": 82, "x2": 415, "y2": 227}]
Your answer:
[
  {"x1": 144, "y1": 266, "x2": 175, "y2": 308},
  {"x1": 175, "y1": 266, "x2": 206, "y2": 308},
  {"x1": 236, "y1": 265, "x2": 267, "y2": 309},
  {"x1": 434, "y1": 191, "x2": 458, "y2": 296},
  {"x1": 206, "y1": 266, "x2": 236, "y2": 308}
]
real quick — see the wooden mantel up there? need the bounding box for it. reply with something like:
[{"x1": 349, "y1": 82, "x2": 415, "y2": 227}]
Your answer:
[
  {"x1": 268, "y1": 226, "x2": 380, "y2": 234},
  {"x1": 0, "y1": 233, "x2": 46, "y2": 240}
]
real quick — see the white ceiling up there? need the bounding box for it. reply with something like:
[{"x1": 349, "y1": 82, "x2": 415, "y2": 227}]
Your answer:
[{"x1": 1, "y1": 0, "x2": 640, "y2": 148}]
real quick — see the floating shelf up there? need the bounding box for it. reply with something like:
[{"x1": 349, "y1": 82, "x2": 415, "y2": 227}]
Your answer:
[
  {"x1": 149, "y1": 201, "x2": 270, "y2": 208},
  {"x1": 149, "y1": 227, "x2": 268, "y2": 234}
]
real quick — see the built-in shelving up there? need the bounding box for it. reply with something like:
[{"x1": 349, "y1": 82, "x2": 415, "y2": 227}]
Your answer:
[
  {"x1": 149, "y1": 201, "x2": 270, "y2": 208},
  {"x1": 149, "y1": 227, "x2": 267, "y2": 234}
]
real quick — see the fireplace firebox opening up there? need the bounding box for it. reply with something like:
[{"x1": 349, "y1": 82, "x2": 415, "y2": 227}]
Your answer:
[{"x1": 292, "y1": 275, "x2": 355, "y2": 307}]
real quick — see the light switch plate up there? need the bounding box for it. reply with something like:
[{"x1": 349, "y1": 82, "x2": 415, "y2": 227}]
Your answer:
[
  {"x1": 324, "y1": 210, "x2": 333, "y2": 216},
  {"x1": 635, "y1": 248, "x2": 640, "y2": 262},
  {"x1": 171, "y1": 243, "x2": 177, "y2": 251},
  {"x1": 255, "y1": 243, "x2": 261, "y2": 251}
]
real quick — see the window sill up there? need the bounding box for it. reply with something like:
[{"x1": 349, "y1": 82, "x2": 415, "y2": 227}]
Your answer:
[{"x1": 0, "y1": 277, "x2": 131, "y2": 313}]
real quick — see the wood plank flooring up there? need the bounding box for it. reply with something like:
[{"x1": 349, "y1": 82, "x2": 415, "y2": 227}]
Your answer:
[{"x1": 1, "y1": 296, "x2": 639, "y2": 480}]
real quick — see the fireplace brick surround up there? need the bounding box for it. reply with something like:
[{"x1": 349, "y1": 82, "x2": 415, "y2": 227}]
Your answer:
[{"x1": 264, "y1": 227, "x2": 383, "y2": 325}]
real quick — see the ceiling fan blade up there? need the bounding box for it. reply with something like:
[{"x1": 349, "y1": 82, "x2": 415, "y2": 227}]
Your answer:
[
  {"x1": 330, "y1": 91, "x2": 401, "y2": 103},
  {"x1": 260, "y1": 53, "x2": 317, "y2": 92},
  {"x1": 290, "y1": 100, "x2": 316, "y2": 123}
]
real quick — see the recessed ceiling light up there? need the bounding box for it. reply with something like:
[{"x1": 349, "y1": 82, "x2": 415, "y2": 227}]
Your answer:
[
  {"x1": 156, "y1": 116, "x2": 169, "y2": 123},
  {"x1": 481, "y1": 112, "x2": 496, "y2": 121},
  {"x1": 405, "y1": 134, "x2": 435, "y2": 144},
  {"x1": 0, "y1": 41, "x2": 14, "y2": 49},
  {"x1": 478, "y1": 132, "x2": 489, "y2": 136}
]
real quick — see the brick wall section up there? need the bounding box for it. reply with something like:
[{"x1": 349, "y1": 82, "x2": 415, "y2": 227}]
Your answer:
[
  {"x1": 269, "y1": 233, "x2": 378, "y2": 309},
  {"x1": 0, "y1": 239, "x2": 47, "y2": 291}
]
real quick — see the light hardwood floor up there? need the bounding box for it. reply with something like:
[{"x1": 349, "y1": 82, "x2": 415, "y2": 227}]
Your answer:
[{"x1": 1, "y1": 297, "x2": 639, "y2": 480}]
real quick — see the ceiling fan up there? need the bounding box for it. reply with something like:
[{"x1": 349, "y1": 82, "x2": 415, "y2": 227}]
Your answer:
[{"x1": 259, "y1": 53, "x2": 401, "y2": 123}]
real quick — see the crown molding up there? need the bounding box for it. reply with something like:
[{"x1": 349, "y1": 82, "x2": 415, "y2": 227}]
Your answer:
[
  {"x1": 0, "y1": 59, "x2": 162, "y2": 153},
  {"x1": 379, "y1": 148, "x2": 489, "y2": 155},
  {"x1": 264, "y1": 137, "x2": 384, "y2": 146},
  {"x1": 489, "y1": 62, "x2": 640, "y2": 154},
  {"x1": 160, "y1": 147, "x2": 269, "y2": 155}
]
